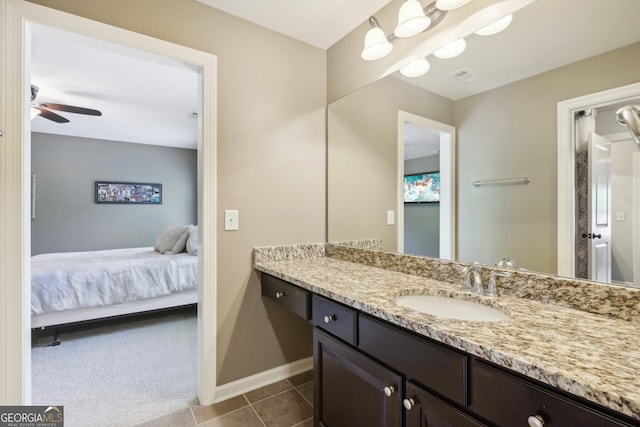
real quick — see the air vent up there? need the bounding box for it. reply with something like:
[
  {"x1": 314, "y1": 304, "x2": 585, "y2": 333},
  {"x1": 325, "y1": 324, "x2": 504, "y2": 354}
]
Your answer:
[{"x1": 450, "y1": 68, "x2": 480, "y2": 83}]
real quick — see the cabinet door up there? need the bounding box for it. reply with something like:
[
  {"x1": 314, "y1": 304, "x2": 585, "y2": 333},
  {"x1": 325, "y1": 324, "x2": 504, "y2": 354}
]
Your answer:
[
  {"x1": 404, "y1": 382, "x2": 485, "y2": 427},
  {"x1": 314, "y1": 327, "x2": 401, "y2": 427}
]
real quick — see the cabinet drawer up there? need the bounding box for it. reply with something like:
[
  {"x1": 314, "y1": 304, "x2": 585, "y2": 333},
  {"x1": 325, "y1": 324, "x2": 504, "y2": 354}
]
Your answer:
[
  {"x1": 312, "y1": 295, "x2": 357, "y2": 345},
  {"x1": 473, "y1": 361, "x2": 634, "y2": 427},
  {"x1": 358, "y1": 314, "x2": 468, "y2": 406},
  {"x1": 261, "y1": 273, "x2": 310, "y2": 320},
  {"x1": 405, "y1": 382, "x2": 485, "y2": 427}
]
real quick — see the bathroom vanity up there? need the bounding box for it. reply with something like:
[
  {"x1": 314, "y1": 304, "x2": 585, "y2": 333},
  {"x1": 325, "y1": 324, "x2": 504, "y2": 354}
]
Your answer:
[{"x1": 255, "y1": 244, "x2": 640, "y2": 427}]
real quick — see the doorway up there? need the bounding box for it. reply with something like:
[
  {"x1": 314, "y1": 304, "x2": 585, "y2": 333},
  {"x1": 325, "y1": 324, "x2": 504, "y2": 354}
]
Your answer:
[
  {"x1": 396, "y1": 111, "x2": 456, "y2": 260},
  {"x1": 557, "y1": 82, "x2": 640, "y2": 284},
  {"x1": 1, "y1": 0, "x2": 217, "y2": 406}
]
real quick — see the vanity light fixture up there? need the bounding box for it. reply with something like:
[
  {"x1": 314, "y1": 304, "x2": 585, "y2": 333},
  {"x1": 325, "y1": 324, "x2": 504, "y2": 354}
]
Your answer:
[
  {"x1": 361, "y1": 16, "x2": 394, "y2": 60},
  {"x1": 361, "y1": 2, "x2": 448, "y2": 61},
  {"x1": 435, "y1": 0, "x2": 472, "y2": 11},
  {"x1": 400, "y1": 57, "x2": 431, "y2": 77},
  {"x1": 433, "y1": 38, "x2": 467, "y2": 58},
  {"x1": 395, "y1": 0, "x2": 432, "y2": 38},
  {"x1": 475, "y1": 14, "x2": 513, "y2": 35}
]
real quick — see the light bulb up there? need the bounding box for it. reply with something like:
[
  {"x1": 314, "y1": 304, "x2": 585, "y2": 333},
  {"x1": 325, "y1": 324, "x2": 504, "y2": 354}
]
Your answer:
[
  {"x1": 394, "y1": 0, "x2": 431, "y2": 38},
  {"x1": 361, "y1": 26, "x2": 393, "y2": 61},
  {"x1": 475, "y1": 14, "x2": 513, "y2": 36},
  {"x1": 433, "y1": 39, "x2": 467, "y2": 59},
  {"x1": 435, "y1": 0, "x2": 472, "y2": 10},
  {"x1": 400, "y1": 57, "x2": 430, "y2": 77}
]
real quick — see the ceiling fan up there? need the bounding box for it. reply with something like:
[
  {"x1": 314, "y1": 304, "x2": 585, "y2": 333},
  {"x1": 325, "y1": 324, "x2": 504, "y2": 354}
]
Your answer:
[{"x1": 30, "y1": 84, "x2": 102, "y2": 123}]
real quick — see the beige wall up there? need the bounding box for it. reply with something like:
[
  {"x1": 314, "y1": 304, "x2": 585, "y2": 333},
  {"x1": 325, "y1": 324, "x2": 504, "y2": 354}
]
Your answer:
[
  {"x1": 455, "y1": 42, "x2": 640, "y2": 273},
  {"x1": 28, "y1": 0, "x2": 326, "y2": 385},
  {"x1": 328, "y1": 76, "x2": 454, "y2": 251}
]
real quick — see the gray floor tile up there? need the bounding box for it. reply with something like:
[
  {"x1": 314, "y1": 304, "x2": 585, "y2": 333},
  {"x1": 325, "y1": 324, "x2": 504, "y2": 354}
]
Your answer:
[
  {"x1": 244, "y1": 379, "x2": 292, "y2": 403},
  {"x1": 199, "y1": 406, "x2": 264, "y2": 427},
  {"x1": 295, "y1": 382, "x2": 313, "y2": 406},
  {"x1": 287, "y1": 370, "x2": 313, "y2": 387},
  {"x1": 134, "y1": 407, "x2": 196, "y2": 427},
  {"x1": 252, "y1": 389, "x2": 313, "y2": 427},
  {"x1": 191, "y1": 395, "x2": 249, "y2": 424},
  {"x1": 292, "y1": 418, "x2": 314, "y2": 427}
]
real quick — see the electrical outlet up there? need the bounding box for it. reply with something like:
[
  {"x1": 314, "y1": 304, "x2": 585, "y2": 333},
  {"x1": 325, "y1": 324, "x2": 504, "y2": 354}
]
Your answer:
[
  {"x1": 387, "y1": 210, "x2": 395, "y2": 225},
  {"x1": 224, "y1": 209, "x2": 239, "y2": 231}
]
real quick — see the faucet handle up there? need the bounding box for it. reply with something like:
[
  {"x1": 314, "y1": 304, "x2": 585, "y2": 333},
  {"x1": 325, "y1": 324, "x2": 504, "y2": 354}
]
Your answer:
[
  {"x1": 486, "y1": 270, "x2": 511, "y2": 297},
  {"x1": 495, "y1": 258, "x2": 515, "y2": 268}
]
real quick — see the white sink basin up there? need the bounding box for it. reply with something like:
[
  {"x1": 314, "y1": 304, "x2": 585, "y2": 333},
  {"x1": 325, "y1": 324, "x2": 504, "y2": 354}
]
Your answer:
[{"x1": 395, "y1": 295, "x2": 509, "y2": 322}]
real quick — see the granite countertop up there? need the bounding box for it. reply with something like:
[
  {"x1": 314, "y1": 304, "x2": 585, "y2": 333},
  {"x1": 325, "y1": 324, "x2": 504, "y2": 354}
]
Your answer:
[{"x1": 255, "y1": 255, "x2": 640, "y2": 421}]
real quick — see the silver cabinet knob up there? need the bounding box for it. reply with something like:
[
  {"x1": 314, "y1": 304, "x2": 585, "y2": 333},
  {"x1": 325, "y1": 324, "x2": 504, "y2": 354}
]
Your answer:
[
  {"x1": 275, "y1": 291, "x2": 285, "y2": 299},
  {"x1": 528, "y1": 415, "x2": 545, "y2": 427},
  {"x1": 323, "y1": 315, "x2": 335, "y2": 324},
  {"x1": 403, "y1": 398, "x2": 415, "y2": 410},
  {"x1": 383, "y1": 386, "x2": 395, "y2": 397}
]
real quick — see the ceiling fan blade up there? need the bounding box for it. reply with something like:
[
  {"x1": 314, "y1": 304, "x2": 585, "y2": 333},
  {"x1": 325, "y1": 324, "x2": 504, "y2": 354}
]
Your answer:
[
  {"x1": 34, "y1": 107, "x2": 70, "y2": 123},
  {"x1": 36, "y1": 102, "x2": 102, "y2": 116}
]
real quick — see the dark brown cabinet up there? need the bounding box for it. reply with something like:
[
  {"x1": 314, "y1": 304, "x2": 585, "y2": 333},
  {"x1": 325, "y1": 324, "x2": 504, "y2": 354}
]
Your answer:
[
  {"x1": 314, "y1": 328, "x2": 402, "y2": 427},
  {"x1": 404, "y1": 382, "x2": 485, "y2": 427},
  {"x1": 473, "y1": 361, "x2": 636, "y2": 427},
  {"x1": 261, "y1": 273, "x2": 310, "y2": 319},
  {"x1": 260, "y1": 273, "x2": 640, "y2": 427},
  {"x1": 312, "y1": 295, "x2": 358, "y2": 345}
]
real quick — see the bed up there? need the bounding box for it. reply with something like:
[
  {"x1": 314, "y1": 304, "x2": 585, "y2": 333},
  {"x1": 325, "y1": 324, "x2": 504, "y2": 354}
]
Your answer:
[{"x1": 31, "y1": 247, "x2": 198, "y2": 329}]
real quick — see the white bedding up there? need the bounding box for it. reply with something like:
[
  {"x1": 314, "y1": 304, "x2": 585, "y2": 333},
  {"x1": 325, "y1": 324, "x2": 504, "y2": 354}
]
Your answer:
[{"x1": 31, "y1": 247, "x2": 197, "y2": 315}]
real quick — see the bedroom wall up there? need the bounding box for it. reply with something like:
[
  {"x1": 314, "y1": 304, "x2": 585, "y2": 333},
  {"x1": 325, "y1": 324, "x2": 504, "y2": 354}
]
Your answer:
[
  {"x1": 404, "y1": 155, "x2": 440, "y2": 257},
  {"x1": 31, "y1": 132, "x2": 197, "y2": 255},
  {"x1": 27, "y1": 0, "x2": 326, "y2": 387}
]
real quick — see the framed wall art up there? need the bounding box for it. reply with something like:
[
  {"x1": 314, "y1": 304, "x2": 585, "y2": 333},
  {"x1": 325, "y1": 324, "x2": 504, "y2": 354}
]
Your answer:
[{"x1": 95, "y1": 181, "x2": 162, "y2": 204}]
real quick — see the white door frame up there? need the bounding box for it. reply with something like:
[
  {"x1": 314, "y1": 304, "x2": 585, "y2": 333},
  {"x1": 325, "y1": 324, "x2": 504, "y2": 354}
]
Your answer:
[
  {"x1": 557, "y1": 82, "x2": 640, "y2": 277},
  {"x1": 397, "y1": 111, "x2": 456, "y2": 260},
  {"x1": 1, "y1": 0, "x2": 218, "y2": 405}
]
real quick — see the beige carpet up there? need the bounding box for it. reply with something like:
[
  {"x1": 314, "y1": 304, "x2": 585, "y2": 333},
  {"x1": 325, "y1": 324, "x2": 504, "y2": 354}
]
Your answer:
[{"x1": 31, "y1": 309, "x2": 197, "y2": 427}]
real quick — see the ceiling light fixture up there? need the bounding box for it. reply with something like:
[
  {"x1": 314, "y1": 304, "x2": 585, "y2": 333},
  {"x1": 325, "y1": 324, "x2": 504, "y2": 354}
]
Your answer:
[
  {"x1": 362, "y1": 2, "x2": 448, "y2": 61},
  {"x1": 361, "y1": 16, "x2": 394, "y2": 61},
  {"x1": 475, "y1": 14, "x2": 513, "y2": 36},
  {"x1": 395, "y1": 0, "x2": 432, "y2": 38},
  {"x1": 433, "y1": 38, "x2": 467, "y2": 58},
  {"x1": 435, "y1": 0, "x2": 473, "y2": 11},
  {"x1": 400, "y1": 57, "x2": 431, "y2": 77}
]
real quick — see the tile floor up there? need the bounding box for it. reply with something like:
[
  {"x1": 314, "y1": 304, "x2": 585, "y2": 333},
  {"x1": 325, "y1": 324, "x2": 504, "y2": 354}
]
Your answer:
[{"x1": 135, "y1": 371, "x2": 314, "y2": 427}]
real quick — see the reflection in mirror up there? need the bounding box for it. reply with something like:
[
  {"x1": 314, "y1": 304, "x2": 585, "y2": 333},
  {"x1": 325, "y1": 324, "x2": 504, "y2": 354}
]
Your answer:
[{"x1": 327, "y1": 0, "x2": 640, "y2": 288}]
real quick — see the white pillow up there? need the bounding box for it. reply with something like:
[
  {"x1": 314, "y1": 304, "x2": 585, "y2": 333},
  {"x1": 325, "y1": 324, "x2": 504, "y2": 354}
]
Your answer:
[
  {"x1": 186, "y1": 225, "x2": 200, "y2": 256},
  {"x1": 154, "y1": 225, "x2": 190, "y2": 254}
]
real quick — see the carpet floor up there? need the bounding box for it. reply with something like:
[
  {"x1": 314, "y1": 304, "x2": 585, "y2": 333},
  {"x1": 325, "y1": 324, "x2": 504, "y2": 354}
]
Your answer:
[{"x1": 31, "y1": 308, "x2": 197, "y2": 427}]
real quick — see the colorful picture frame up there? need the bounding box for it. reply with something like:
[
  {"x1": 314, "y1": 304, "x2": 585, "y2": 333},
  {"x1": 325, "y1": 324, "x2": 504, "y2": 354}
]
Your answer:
[{"x1": 95, "y1": 181, "x2": 162, "y2": 204}]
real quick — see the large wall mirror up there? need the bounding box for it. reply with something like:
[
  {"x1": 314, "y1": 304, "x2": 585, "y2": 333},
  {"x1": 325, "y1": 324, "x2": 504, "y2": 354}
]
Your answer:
[{"x1": 327, "y1": 0, "x2": 640, "y2": 288}]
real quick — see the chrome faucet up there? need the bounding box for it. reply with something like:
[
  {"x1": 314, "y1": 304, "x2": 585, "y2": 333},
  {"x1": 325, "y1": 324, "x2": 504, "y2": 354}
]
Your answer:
[
  {"x1": 486, "y1": 270, "x2": 512, "y2": 298},
  {"x1": 462, "y1": 263, "x2": 483, "y2": 295}
]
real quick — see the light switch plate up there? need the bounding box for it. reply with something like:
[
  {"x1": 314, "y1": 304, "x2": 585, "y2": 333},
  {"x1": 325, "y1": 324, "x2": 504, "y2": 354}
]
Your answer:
[
  {"x1": 224, "y1": 209, "x2": 239, "y2": 231},
  {"x1": 387, "y1": 210, "x2": 395, "y2": 225}
]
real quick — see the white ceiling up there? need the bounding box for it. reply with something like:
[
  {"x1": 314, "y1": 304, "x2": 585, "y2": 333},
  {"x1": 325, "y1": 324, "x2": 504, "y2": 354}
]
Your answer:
[
  {"x1": 195, "y1": 0, "x2": 393, "y2": 50},
  {"x1": 30, "y1": 23, "x2": 199, "y2": 149},
  {"x1": 29, "y1": 0, "x2": 640, "y2": 149}
]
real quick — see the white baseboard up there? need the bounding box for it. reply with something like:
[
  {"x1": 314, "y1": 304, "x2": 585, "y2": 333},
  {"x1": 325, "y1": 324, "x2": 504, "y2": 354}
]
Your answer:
[{"x1": 214, "y1": 356, "x2": 313, "y2": 403}]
